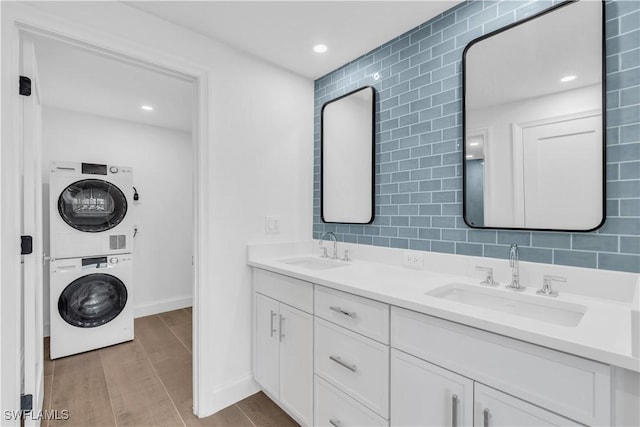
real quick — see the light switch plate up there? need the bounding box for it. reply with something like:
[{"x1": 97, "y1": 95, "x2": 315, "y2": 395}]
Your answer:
[{"x1": 265, "y1": 216, "x2": 280, "y2": 234}]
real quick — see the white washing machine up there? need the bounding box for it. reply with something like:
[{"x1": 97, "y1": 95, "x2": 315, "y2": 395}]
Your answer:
[
  {"x1": 49, "y1": 254, "x2": 133, "y2": 359},
  {"x1": 49, "y1": 161, "x2": 134, "y2": 259}
]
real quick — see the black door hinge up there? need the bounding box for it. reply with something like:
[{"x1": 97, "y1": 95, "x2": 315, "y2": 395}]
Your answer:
[
  {"x1": 20, "y1": 394, "x2": 32, "y2": 412},
  {"x1": 19, "y1": 76, "x2": 31, "y2": 96},
  {"x1": 21, "y1": 235, "x2": 33, "y2": 255}
]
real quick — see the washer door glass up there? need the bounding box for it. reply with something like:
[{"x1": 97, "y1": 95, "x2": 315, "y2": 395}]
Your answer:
[
  {"x1": 58, "y1": 179, "x2": 128, "y2": 232},
  {"x1": 58, "y1": 274, "x2": 128, "y2": 328}
]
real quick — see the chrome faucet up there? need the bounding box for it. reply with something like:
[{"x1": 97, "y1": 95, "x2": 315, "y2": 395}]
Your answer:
[
  {"x1": 319, "y1": 232, "x2": 338, "y2": 259},
  {"x1": 506, "y1": 244, "x2": 525, "y2": 291}
]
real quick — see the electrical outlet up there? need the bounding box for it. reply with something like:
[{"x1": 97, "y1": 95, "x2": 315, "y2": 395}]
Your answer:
[
  {"x1": 265, "y1": 216, "x2": 280, "y2": 234},
  {"x1": 403, "y1": 251, "x2": 423, "y2": 269}
]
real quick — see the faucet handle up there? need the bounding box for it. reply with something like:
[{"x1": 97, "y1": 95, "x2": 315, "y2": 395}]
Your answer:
[
  {"x1": 342, "y1": 249, "x2": 351, "y2": 262},
  {"x1": 475, "y1": 266, "x2": 498, "y2": 287},
  {"x1": 536, "y1": 275, "x2": 567, "y2": 297},
  {"x1": 320, "y1": 247, "x2": 329, "y2": 259}
]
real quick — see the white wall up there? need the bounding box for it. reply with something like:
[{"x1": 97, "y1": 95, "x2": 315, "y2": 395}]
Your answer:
[
  {"x1": 1, "y1": 1, "x2": 314, "y2": 417},
  {"x1": 42, "y1": 107, "x2": 193, "y2": 335},
  {"x1": 467, "y1": 84, "x2": 601, "y2": 227}
]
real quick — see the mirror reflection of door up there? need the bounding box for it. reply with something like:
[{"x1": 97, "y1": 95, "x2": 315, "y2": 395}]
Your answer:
[{"x1": 519, "y1": 113, "x2": 602, "y2": 229}]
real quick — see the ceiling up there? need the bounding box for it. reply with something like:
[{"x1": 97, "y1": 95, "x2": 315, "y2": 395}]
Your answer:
[
  {"x1": 466, "y1": 0, "x2": 601, "y2": 109},
  {"x1": 124, "y1": 1, "x2": 461, "y2": 79},
  {"x1": 34, "y1": 35, "x2": 193, "y2": 131},
  {"x1": 33, "y1": 1, "x2": 463, "y2": 130}
]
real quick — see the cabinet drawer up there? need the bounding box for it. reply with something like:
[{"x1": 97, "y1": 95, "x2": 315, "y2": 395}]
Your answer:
[
  {"x1": 254, "y1": 269, "x2": 313, "y2": 313},
  {"x1": 391, "y1": 307, "x2": 611, "y2": 427},
  {"x1": 315, "y1": 318, "x2": 389, "y2": 418},
  {"x1": 315, "y1": 285, "x2": 389, "y2": 344},
  {"x1": 315, "y1": 375, "x2": 388, "y2": 427}
]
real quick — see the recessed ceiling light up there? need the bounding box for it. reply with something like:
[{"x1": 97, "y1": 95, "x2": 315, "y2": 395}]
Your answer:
[
  {"x1": 560, "y1": 75, "x2": 577, "y2": 82},
  {"x1": 469, "y1": 142, "x2": 480, "y2": 146},
  {"x1": 313, "y1": 44, "x2": 328, "y2": 53},
  {"x1": 141, "y1": 105, "x2": 153, "y2": 111},
  {"x1": 466, "y1": 155, "x2": 474, "y2": 159}
]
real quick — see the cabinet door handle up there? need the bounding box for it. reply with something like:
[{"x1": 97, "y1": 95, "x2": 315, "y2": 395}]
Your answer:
[
  {"x1": 329, "y1": 306, "x2": 357, "y2": 318},
  {"x1": 270, "y1": 310, "x2": 277, "y2": 337},
  {"x1": 483, "y1": 408, "x2": 490, "y2": 427},
  {"x1": 329, "y1": 418, "x2": 341, "y2": 427},
  {"x1": 329, "y1": 355, "x2": 357, "y2": 372},
  {"x1": 279, "y1": 315, "x2": 285, "y2": 342},
  {"x1": 451, "y1": 394, "x2": 458, "y2": 427}
]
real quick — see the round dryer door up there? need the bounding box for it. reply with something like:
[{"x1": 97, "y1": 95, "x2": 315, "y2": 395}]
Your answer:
[
  {"x1": 58, "y1": 274, "x2": 128, "y2": 328},
  {"x1": 58, "y1": 179, "x2": 128, "y2": 232}
]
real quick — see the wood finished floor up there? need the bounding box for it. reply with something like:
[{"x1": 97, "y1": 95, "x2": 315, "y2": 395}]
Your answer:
[{"x1": 43, "y1": 308, "x2": 298, "y2": 427}]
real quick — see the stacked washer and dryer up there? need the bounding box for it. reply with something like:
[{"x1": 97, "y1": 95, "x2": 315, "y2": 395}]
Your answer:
[{"x1": 49, "y1": 161, "x2": 135, "y2": 359}]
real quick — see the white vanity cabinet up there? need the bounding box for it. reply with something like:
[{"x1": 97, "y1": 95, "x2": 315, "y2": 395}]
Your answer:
[
  {"x1": 251, "y1": 265, "x2": 625, "y2": 427},
  {"x1": 390, "y1": 348, "x2": 473, "y2": 426},
  {"x1": 253, "y1": 270, "x2": 313, "y2": 426},
  {"x1": 391, "y1": 306, "x2": 612, "y2": 426}
]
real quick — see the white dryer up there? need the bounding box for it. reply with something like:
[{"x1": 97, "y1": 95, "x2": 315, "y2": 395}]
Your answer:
[
  {"x1": 49, "y1": 161, "x2": 134, "y2": 259},
  {"x1": 49, "y1": 254, "x2": 133, "y2": 359}
]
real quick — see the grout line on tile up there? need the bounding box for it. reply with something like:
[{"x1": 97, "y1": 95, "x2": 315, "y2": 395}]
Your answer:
[
  {"x1": 136, "y1": 315, "x2": 188, "y2": 427},
  {"x1": 158, "y1": 311, "x2": 192, "y2": 355},
  {"x1": 97, "y1": 349, "x2": 120, "y2": 427},
  {"x1": 234, "y1": 403, "x2": 258, "y2": 427}
]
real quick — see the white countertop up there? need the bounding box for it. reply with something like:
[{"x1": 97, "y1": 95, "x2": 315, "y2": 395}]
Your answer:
[{"x1": 248, "y1": 243, "x2": 640, "y2": 373}]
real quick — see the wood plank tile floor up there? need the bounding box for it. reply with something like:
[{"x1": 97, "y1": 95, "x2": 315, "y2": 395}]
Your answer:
[{"x1": 43, "y1": 308, "x2": 299, "y2": 427}]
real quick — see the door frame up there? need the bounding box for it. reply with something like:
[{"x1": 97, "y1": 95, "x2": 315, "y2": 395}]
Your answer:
[{"x1": 0, "y1": 5, "x2": 213, "y2": 422}]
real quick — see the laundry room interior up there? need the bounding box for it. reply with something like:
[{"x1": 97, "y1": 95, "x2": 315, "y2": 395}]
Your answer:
[
  {"x1": 1, "y1": 1, "x2": 639, "y2": 427},
  {"x1": 39, "y1": 35, "x2": 194, "y2": 338}
]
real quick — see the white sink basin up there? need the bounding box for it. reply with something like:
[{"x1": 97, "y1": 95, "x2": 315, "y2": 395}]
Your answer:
[
  {"x1": 426, "y1": 283, "x2": 586, "y2": 327},
  {"x1": 280, "y1": 257, "x2": 349, "y2": 271}
]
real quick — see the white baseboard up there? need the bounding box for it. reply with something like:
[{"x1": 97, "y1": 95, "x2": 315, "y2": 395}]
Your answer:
[
  {"x1": 197, "y1": 373, "x2": 260, "y2": 418},
  {"x1": 134, "y1": 295, "x2": 193, "y2": 318}
]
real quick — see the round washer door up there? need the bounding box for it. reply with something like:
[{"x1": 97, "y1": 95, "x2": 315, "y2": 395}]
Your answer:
[
  {"x1": 58, "y1": 273, "x2": 128, "y2": 328},
  {"x1": 58, "y1": 179, "x2": 128, "y2": 233}
]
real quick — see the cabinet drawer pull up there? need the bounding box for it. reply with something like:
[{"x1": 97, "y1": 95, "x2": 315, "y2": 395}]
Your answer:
[
  {"x1": 451, "y1": 394, "x2": 458, "y2": 427},
  {"x1": 329, "y1": 306, "x2": 357, "y2": 318},
  {"x1": 483, "y1": 408, "x2": 490, "y2": 427},
  {"x1": 329, "y1": 418, "x2": 341, "y2": 427},
  {"x1": 279, "y1": 315, "x2": 285, "y2": 342},
  {"x1": 270, "y1": 310, "x2": 277, "y2": 337},
  {"x1": 329, "y1": 355, "x2": 357, "y2": 372}
]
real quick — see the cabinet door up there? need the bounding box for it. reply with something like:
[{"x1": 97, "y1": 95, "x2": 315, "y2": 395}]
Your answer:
[
  {"x1": 279, "y1": 303, "x2": 313, "y2": 426},
  {"x1": 391, "y1": 349, "x2": 473, "y2": 427},
  {"x1": 473, "y1": 383, "x2": 580, "y2": 427},
  {"x1": 255, "y1": 293, "x2": 280, "y2": 398}
]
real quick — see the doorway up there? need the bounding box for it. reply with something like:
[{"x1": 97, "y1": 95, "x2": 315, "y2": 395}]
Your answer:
[{"x1": 12, "y1": 26, "x2": 206, "y2": 424}]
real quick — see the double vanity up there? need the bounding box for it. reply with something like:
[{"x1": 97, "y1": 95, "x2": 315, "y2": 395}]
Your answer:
[{"x1": 248, "y1": 241, "x2": 639, "y2": 427}]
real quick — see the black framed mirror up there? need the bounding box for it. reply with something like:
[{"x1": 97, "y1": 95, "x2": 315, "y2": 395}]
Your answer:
[
  {"x1": 463, "y1": 0, "x2": 605, "y2": 232},
  {"x1": 321, "y1": 86, "x2": 375, "y2": 224}
]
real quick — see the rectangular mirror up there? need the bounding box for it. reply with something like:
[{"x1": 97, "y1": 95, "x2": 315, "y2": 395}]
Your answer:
[
  {"x1": 463, "y1": 0, "x2": 604, "y2": 231},
  {"x1": 321, "y1": 86, "x2": 375, "y2": 224}
]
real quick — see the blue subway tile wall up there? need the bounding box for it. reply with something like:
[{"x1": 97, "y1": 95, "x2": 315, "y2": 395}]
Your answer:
[{"x1": 313, "y1": 0, "x2": 640, "y2": 274}]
